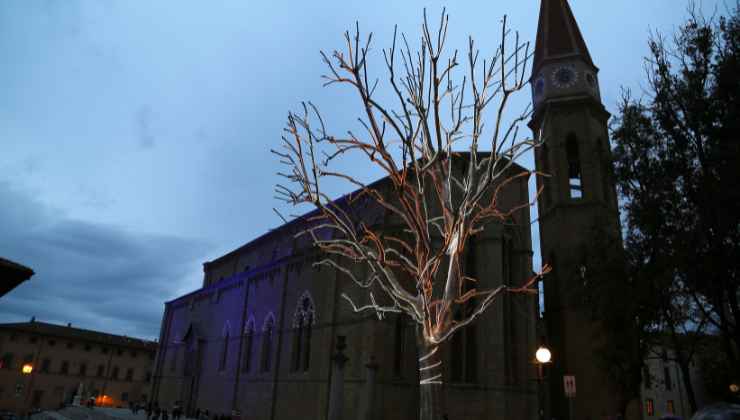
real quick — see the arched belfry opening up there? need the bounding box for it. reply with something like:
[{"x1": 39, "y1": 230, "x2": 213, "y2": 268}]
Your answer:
[{"x1": 566, "y1": 135, "x2": 583, "y2": 199}]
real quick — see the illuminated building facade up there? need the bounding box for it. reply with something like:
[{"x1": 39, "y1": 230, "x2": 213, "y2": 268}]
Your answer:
[
  {"x1": 151, "y1": 166, "x2": 539, "y2": 420},
  {"x1": 0, "y1": 320, "x2": 157, "y2": 413}
]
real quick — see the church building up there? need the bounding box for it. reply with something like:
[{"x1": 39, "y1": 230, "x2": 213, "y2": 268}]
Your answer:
[{"x1": 151, "y1": 1, "x2": 627, "y2": 419}]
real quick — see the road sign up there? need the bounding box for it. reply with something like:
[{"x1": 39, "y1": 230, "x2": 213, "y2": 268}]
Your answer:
[{"x1": 563, "y1": 375, "x2": 577, "y2": 398}]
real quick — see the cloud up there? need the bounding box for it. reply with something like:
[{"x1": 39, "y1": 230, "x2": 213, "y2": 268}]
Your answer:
[
  {"x1": 134, "y1": 105, "x2": 155, "y2": 149},
  {"x1": 0, "y1": 181, "x2": 209, "y2": 340}
]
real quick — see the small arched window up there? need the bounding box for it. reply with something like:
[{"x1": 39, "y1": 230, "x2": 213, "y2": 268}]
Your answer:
[
  {"x1": 291, "y1": 292, "x2": 315, "y2": 372},
  {"x1": 242, "y1": 318, "x2": 255, "y2": 373},
  {"x1": 566, "y1": 135, "x2": 583, "y2": 199},
  {"x1": 260, "y1": 314, "x2": 275, "y2": 372}
]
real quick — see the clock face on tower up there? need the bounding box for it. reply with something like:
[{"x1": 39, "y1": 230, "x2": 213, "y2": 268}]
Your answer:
[{"x1": 551, "y1": 65, "x2": 578, "y2": 89}]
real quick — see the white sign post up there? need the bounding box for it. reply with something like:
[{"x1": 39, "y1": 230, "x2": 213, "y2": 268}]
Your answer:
[{"x1": 563, "y1": 375, "x2": 576, "y2": 420}]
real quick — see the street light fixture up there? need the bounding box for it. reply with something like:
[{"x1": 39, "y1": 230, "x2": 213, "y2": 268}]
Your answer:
[
  {"x1": 21, "y1": 364, "x2": 33, "y2": 375},
  {"x1": 536, "y1": 347, "x2": 552, "y2": 364}
]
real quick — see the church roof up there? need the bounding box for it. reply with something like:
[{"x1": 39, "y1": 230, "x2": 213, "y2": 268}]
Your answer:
[{"x1": 532, "y1": 0, "x2": 595, "y2": 74}]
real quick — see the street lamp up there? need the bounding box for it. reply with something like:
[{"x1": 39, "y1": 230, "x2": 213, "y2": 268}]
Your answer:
[
  {"x1": 535, "y1": 345, "x2": 552, "y2": 420},
  {"x1": 21, "y1": 364, "x2": 33, "y2": 375}
]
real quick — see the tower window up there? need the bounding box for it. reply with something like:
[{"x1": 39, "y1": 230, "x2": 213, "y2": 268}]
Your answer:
[{"x1": 566, "y1": 135, "x2": 583, "y2": 198}]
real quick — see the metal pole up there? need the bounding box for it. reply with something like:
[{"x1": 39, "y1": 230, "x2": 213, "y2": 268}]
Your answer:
[
  {"x1": 568, "y1": 397, "x2": 574, "y2": 420},
  {"x1": 537, "y1": 364, "x2": 544, "y2": 420}
]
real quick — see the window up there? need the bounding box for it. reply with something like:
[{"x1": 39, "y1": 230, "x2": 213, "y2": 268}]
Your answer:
[
  {"x1": 450, "y1": 243, "x2": 479, "y2": 384},
  {"x1": 145, "y1": 371, "x2": 152, "y2": 382},
  {"x1": 539, "y1": 143, "x2": 552, "y2": 206},
  {"x1": 29, "y1": 336, "x2": 37, "y2": 344},
  {"x1": 117, "y1": 349, "x2": 123, "y2": 356},
  {"x1": 566, "y1": 135, "x2": 583, "y2": 199},
  {"x1": 66, "y1": 342, "x2": 74, "y2": 349},
  {"x1": 111, "y1": 366, "x2": 119, "y2": 379},
  {"x1": 60, "y1": 361, "x2": 69, "y2": 375},
  {"x1": 10, "y1": 334, "x2": 18, "y2": 342},
  {"x1": 121, "y1": 392, "x2": 129, "y2": 402},
  {"x1": 1, "y1": 353, "x2": 14, "y2": 370},
  {"x1": 260, "y1": 315, "x2": 275, "y2": 372},
  {"x1": 79, "y1": 363, "x2": 87, "y2": 376},
  {"x1": 97, "y1": 365, "x2": 105, "y2": 377},
  {"x1": 23, "y1": 354, "x2": 33, "y2": 364},
  {"x1": 646, "y1": 399, "x2": 654, "y2": 416},
  {"x1": 664, "y1": 366, "x2": 672, "y2": 390},
  {"x1": 125, "y1": 368, "x2": 134, "y2": 381},
  {"x1": 48, "y1": 340, "x2": 56, "y2": 347},
  {"x1": 169, "y1": 349, "x2": 177, "y2": 373},
  {"x1": 130, "y1": 351, "x2": 137, "y2": 358},
  {"x1": 219, "y1": 334, "x2": 229, "y2": 372},
  {"x1": 393, "y1": 316, "x2": 406, "y2": 377},
  {"x1": 291, "y1": 293, "x2": 314, "y2": 372},
  {"x1": 242, "y1": 320, "x2": 255, "y2": 373},
  {"x1": 84, "y1": 344, "x2": 91, "y2": 352},
  {"x1": 41, "y1": 359, "x2": 50, "y2": 373},
  {"x1": 667, "y1": 400, "x2": 674, "y2": 414},
  {"x1": 102, "y1": 347, "x2": 109, "y2": 355}
]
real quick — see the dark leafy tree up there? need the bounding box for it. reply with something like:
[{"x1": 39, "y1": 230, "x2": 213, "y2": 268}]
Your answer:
[{"x1": 606, "y1": 1, "x2": 740, "y2": 406}]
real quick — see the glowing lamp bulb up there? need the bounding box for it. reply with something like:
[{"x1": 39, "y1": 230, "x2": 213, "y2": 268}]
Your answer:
[
  {"x1": 535, "y1": 346, "x2": 552, "y2": 364},
  {"x1": 730, "y1": 383, "x2": 739, "y2": 393},
  {"x1": 21, "y1": 364, "x2": 33, "y2": 374}
]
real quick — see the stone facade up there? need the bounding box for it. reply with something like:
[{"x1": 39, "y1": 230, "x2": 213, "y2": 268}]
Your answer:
[
  {"x1": 151, "y1": 169, "x2": 539, "y2": 420},
  {"x1": 0, "y1": 320, "x2": 157, "y2": 414}
]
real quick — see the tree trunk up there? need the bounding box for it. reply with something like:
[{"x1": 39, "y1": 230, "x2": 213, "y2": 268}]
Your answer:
[
  {"x1": 677, "y1": 359, "x2": 698, "y2": 413},
  {"x1": 416, "y1": 326, "x2": 447, "y2": 420}
]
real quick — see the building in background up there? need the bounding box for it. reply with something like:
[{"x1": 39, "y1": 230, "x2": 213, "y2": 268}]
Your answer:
[
  {"x1": 641, "y1": 345, "x2": 712, "y2": 419},
  {"x1": 0, "y1": 257, "x2": 34, "y2": 299},
  {"x1": 0, "y1": 319, "x2": 157, "y2": 414}
]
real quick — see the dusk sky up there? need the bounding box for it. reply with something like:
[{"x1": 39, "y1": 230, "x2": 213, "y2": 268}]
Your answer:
[{"x1": 0, "y1": 0, "x2": 725, "y2": 340}]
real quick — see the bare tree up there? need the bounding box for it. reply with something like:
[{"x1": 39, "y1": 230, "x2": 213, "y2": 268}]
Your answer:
[{"x1": 274, "y1": 10, "x2": 549, "y2": 420}]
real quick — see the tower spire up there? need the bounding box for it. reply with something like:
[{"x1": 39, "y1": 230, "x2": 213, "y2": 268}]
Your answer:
[{"x1": 532, "y1": 0, "x2": 595, "y2": 76}]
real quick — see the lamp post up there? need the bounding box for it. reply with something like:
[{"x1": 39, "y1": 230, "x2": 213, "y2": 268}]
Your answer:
[{"x1": 535, "y1": 346, "x2": 552, "y2": 420}]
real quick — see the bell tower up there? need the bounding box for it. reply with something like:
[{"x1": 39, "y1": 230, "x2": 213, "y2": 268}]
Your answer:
[{"x1": 529, "y1": 1, "x2": 626, "y2": 419}]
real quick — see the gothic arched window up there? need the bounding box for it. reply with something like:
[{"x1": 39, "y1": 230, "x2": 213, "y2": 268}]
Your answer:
[
  {"x1": 260, "y1": 314, "x2": 275, "y2": 372},
  {"x1": 450, "y1": 240, "x2": 478, "y2": 384},
  {"x1": 219, "y1": 322, "x2": 231, "y2": 372},
  {"x1": 291, "y1": 292, "x2": 315, "y2": 372},
  {"x1": 566, "y1": 135, "x2": 583, "y2": 199},
  {"x1": 393, "y1": 315, "x2": 406, "y2": 377},
  {"x1": 242, "y1": 318, "x2": 255, "y2": 373}
]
